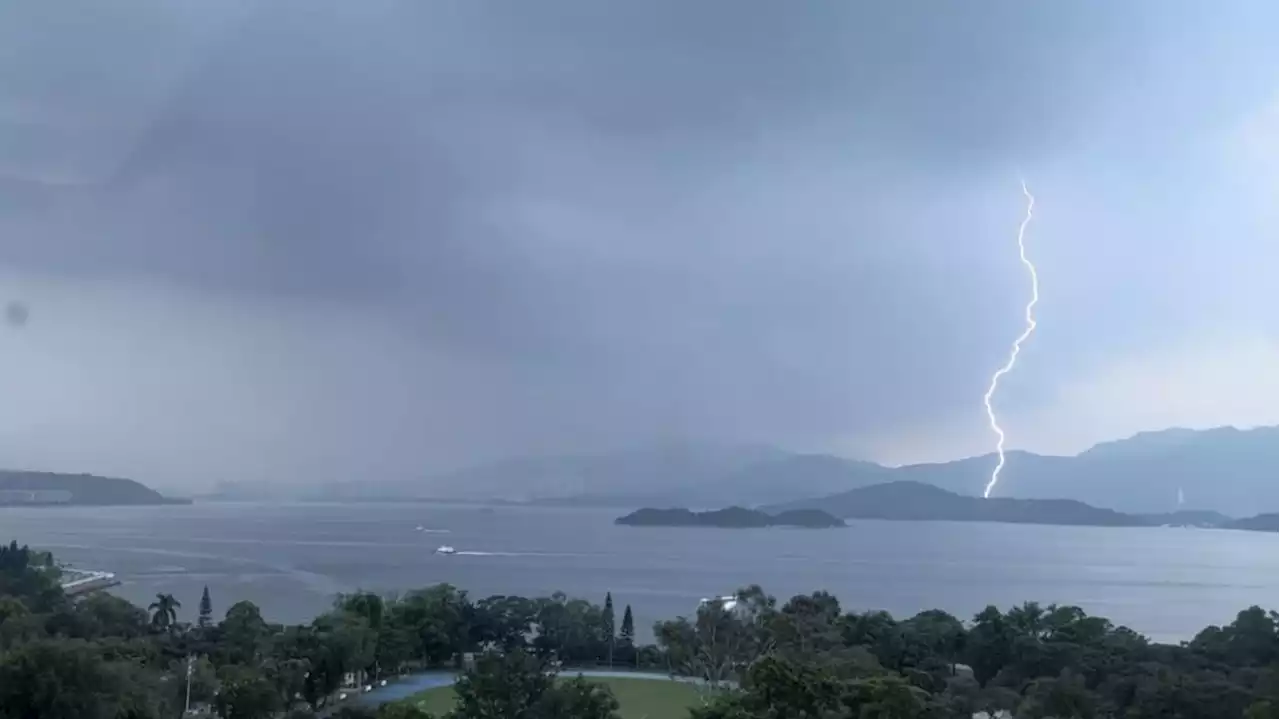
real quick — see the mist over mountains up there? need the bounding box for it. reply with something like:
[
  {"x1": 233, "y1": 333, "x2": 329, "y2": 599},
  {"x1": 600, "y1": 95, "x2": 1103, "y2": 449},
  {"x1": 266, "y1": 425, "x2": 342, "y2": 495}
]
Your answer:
[
  {"x1": 898, "y1": 426, "x2": 1277, "y2": 515},
  {"x1": 301, "y1": 425, "x2": 1278, "y2": 517}
]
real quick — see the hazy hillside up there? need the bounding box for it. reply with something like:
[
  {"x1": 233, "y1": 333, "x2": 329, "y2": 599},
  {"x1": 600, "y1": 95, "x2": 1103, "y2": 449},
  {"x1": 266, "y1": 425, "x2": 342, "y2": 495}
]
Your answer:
[
  {"x1": 754, "y1": 426, "x2": 1277, "y2": 517},
  {"x1": 1221, "y1": 513, "x2": 1279, "y2": 533},
  {"x1": 1136, "y1": 510, "x2": 1233, "y2": 527},
  {"x1": 982, "y1": 426, "x2": 1278, "y2": 516},
  {"x1": 702, "y1": 453, "x2": 894, "y2": 506},
  {"x1": 315, "y1": 442, "x2": 790, "y2": 505},
  {"x1": 766, "y1": 481, "x2": 1147, "y2": 527},
  {"x1": 615, "y1": 506, "x2": 845, "y2": 528},
  {"x1": 305, "y1": 425, "x2": 1276, "y2": 516},
  {"x1": 0, "y1": 471, "x2": 183, "y2": 506},
  {"x1": 890, "y1": 450, "x2": 1055, "y2": 495}
]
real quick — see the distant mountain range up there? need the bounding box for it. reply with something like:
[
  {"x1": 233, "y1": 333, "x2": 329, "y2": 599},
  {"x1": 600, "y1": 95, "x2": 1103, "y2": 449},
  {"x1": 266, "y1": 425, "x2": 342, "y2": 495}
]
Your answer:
[
  {"x1": 886, "y1": 426, "x2": 1278, "y2": 517},
  {"x1": 1222, "y1": 513, "x2": 1279, "y2": 532},
  {"x1": 302, "y1": 425, "x2": 1277, "y2": 517},
  {"x1": 308, "y1": 442, "x2": 797, "y2": 505}
]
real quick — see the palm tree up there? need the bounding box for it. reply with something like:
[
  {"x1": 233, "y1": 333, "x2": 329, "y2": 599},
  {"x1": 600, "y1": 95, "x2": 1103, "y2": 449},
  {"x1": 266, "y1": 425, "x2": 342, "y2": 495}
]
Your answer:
[{"x1": 149, "y1": 593, "x2": 181, "y2": 631}]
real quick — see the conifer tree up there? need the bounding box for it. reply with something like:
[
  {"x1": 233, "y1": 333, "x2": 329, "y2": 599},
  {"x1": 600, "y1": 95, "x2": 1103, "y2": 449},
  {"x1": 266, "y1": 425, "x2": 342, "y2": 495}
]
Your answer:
[{"x1": 197, "y1": 585, "x2": 213, "y2": 629}]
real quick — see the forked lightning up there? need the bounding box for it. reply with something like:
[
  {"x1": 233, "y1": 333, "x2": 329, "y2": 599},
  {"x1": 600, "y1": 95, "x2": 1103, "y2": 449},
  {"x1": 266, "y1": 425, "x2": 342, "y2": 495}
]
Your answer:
[{"x1": 981, "y1": 180, "x2": 1038, "y2": 499}]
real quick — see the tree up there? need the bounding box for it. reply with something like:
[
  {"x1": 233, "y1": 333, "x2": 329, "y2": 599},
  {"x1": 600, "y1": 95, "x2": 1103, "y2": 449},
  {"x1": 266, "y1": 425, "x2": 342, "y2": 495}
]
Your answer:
[
  {"x1": 0, "y1": 595, "x2": 28, "y2": 625},
  {"x1": 262, "y1": 654, "x2": 311, "y2": 711},
  {"x1": 182, "y1": 655, "x2": 220, "y2": 708},
  {"x1": 530, "y1": 593, "x2": 611, "y2": 664},
  {"x1": 619, "y1": 605, "x2": 634, "y2": 646},
  {"x1": 0, "y1": 541, "x2": 62, "y2": 610},
  {"x1": 451, "y1": 649, "x2": 556, "y2": 719},
  {"x1": 692, "y1": 656, "x2": 844, "y2": 718},
  {"x1": 341, "y1": 591, "x2": 388, "y2": 680},
  {"x1": 216, "y1": 665, "x2": 281, "y2": 719},
  {"x1": 451, "y1": 649, "x2": 621, "y2": 719},
  {"x1": 59, "y1": 593, "x2": 150, "y2": 640},
  {"x1": 393, "y1": 584, "x2": 472, "y2": 667},
  {"x1": 535, "y1": 675, "x2": 620, "y2": 719},
  {"x1": 1017, "y1": 669, "x2": 1097, "y2": 719},
  {"x1": 220, "y1": 600, "x2": 269, "y2": 665},
  {"x1": 619, "y1": 605, "x2": 635, "y2": 665},
  {"x1": 602, "y1": 592, "x2": 615, "y2": 667},
  {"x1": 472, "y1": 595, "x2": 537, "y2": 652},
  {"x1": 148, "y1": 593, "x2": 181, "y2": 633},
  {"x1": 0, "y1": 638, "x2": 134, "y2": 719},
  {"x1": 308, "y1": 612, "x2": 376, "y2": 704},
  {"x1": 110, "y1": 658, "x2": 178, "y2": 719},
  {"x1": 376, "y1": 703, "x2": 436, "y2": 719},
  {"x1": 198, "y1": 586, "x2": 214, "y2": 629},
  {"x1": 655, "y1": 592, "x2": 772, "y2": 702},
  {"x1": 965, "y1": 606, "x2": 1015, "y2": 686},
  {"x1": 772, "y1": 591, "x2": 844, "y2": 661},
  {"x1": 842, "y1": 610, "x2": 908, "y2": 671}
]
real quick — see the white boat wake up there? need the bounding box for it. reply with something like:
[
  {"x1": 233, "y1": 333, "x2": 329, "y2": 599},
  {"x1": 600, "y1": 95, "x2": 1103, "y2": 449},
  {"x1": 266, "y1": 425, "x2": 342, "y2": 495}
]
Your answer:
[{"x1": 448, "y1": 550, "x2": 589, "y2": 557}]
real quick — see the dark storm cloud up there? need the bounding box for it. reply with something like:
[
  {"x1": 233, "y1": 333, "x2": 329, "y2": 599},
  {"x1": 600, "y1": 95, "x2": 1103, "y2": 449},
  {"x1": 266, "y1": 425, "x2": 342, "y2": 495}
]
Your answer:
[{"x1": 0, "y1": 0, "x2": 1274, "y2": 472}]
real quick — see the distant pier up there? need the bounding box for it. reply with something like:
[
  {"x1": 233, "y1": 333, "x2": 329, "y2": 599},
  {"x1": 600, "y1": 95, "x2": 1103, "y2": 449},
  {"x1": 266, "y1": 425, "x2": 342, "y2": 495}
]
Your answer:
[{"x1": 59, "y1": 568, "x2": 120, "y2": 596}]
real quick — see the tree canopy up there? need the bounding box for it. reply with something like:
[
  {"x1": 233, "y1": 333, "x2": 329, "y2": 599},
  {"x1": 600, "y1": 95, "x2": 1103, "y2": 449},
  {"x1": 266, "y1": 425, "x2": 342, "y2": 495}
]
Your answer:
[{"x1": 0, "y1": 540, "x2": 1273, "y2": 718}]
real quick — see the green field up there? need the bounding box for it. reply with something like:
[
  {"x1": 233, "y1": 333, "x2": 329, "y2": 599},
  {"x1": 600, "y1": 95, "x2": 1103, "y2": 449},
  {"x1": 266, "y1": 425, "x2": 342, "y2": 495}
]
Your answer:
[{"x1": 402, "y1": 676, "x2": 703, "y2": 719}]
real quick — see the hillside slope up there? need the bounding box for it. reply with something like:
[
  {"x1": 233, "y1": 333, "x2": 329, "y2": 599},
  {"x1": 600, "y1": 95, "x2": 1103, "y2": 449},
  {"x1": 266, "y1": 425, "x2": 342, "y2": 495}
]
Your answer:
[
  {"x1": 766, "y1": 480, "x2": 1143, "y2": 527},
  {"x1": 306, "y1": 426, "x2": 1276, "y2": 516},
  {"x1": 0, "y1": 471, "x2": 184, "y2": 506},
  {"x1": 744, "y1": 426, "x2": 1278, "y2": 517},
  {"x1": 315, "y1": 442, "x2": 790, "y2": 506},
  {"x1": 615, "y1": 506, "x2": 845, "y2": 528}
]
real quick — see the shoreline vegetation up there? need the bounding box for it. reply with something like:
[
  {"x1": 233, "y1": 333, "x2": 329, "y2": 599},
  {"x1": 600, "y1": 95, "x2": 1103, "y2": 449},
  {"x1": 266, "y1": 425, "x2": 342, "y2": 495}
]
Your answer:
[{"x1": 0, "y1": 540, "x2": 1276, "y2": 718}]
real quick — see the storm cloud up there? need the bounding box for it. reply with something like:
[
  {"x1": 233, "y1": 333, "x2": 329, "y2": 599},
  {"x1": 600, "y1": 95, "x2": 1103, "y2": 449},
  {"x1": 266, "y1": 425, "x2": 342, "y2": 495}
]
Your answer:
[{"x1": 0, "y1": 1, "x2": 1275, "y2": 488}]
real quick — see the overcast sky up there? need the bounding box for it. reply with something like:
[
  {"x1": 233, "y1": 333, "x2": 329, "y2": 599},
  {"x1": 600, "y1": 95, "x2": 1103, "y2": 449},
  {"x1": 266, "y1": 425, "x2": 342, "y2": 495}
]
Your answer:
[{"x1": 0, "y1": 0, "x2": 1276, "y2": 489}]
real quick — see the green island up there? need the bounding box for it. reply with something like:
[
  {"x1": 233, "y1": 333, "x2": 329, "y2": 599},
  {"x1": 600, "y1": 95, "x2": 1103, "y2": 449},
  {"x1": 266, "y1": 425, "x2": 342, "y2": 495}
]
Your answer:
[
  {"x1": 0, "y1": 539, "x2": 1276, "y2": 719},
  {"x1": 615, "y1": 506, "x2": 845, "y2": 528}
]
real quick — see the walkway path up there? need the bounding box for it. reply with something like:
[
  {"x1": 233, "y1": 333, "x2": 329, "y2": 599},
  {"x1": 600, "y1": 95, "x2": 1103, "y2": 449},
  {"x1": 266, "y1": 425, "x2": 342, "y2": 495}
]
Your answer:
[
  {"x1": 59, "y1": 569, "x2": 119, "y2": 596},
  {"x1": 341, "y1": 668, "x2": 690, "y2": 709}
]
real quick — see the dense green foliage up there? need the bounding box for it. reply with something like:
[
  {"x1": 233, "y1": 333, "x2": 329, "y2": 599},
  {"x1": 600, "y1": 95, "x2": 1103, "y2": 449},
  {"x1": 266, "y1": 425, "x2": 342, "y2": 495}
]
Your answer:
[
  {"x1": 0, "y1": 542, "x2": 654, "y2": 719},
  {"x1": 0, "y1": 540, "x2": 1274, "y2": 718},
  {"x1": 660, "y1": 588, "x2": 1278, "y2": 718}
]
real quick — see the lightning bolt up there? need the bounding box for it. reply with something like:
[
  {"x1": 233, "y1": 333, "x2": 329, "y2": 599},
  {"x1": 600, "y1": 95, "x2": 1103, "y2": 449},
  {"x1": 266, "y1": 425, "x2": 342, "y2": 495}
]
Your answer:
[{"x1": 981, "y1": 180, "x2": 1038, "y2": 499}]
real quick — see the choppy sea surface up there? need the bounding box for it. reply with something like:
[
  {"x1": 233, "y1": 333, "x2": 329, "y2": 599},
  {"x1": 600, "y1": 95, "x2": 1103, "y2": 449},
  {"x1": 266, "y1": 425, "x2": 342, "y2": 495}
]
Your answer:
[{"x1": 0, "y1": 501, "x2": 1273, "y2": 642}]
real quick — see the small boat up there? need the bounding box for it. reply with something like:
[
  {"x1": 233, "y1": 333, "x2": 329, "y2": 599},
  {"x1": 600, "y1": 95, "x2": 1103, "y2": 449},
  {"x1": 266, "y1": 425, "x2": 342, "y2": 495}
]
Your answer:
[{"x1": 435, "y1": 545, "x2": 456, "y2": 555}]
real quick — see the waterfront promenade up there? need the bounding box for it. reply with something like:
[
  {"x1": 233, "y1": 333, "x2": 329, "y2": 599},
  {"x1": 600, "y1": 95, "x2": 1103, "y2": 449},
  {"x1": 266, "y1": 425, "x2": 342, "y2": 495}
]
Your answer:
[{"x1": 59, "y1": 568, "x2": 120, "y2": 595}]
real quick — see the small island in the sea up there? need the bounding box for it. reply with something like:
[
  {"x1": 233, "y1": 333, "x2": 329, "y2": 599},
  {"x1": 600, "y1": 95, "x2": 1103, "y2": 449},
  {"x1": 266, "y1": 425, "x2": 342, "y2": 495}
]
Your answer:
[{"x1": 615, "y1": 506, "x2": 845, "y2": 528}]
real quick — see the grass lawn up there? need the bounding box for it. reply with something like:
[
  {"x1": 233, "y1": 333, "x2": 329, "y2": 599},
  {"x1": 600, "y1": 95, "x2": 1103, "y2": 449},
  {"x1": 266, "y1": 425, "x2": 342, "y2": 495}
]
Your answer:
[{"x1": 403, "y1": 676, "x2": 703, "y2": 719}]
